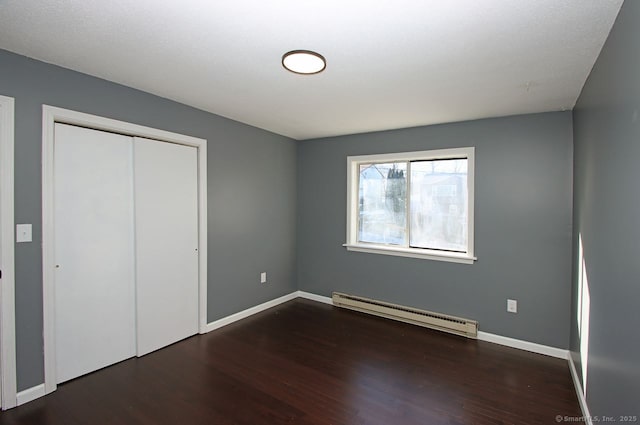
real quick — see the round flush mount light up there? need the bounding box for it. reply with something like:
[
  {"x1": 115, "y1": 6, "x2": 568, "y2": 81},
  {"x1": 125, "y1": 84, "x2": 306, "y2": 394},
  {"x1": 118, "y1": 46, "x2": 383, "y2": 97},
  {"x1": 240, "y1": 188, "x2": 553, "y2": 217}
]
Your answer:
[{"x1": 282, "y1": 50, "x2": 326, "y2": 75}]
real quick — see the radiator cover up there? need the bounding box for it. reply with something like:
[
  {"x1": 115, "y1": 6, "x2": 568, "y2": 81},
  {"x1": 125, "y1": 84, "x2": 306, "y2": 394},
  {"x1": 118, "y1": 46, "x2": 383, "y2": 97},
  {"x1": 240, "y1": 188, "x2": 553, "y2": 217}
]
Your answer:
[{"x1": 332, "y1": 292, "x2": 478, "y2": 338}]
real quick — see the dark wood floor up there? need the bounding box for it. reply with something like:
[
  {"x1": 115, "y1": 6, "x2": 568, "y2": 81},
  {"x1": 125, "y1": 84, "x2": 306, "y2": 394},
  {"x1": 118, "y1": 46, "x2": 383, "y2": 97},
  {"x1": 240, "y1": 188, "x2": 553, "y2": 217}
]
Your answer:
[{"x1": 0, "y1": 299, "x2": 582, "y2": 424}]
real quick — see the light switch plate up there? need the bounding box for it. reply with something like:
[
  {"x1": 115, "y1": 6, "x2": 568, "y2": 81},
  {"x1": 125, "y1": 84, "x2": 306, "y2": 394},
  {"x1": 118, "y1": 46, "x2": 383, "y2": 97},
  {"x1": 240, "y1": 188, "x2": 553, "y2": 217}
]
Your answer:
[
  {"x1": 507, "y1": 299, "x2": 518, "y2": 313},
  {"x1": 16, "y1": 224, "x2": 32, "y2": 243}
]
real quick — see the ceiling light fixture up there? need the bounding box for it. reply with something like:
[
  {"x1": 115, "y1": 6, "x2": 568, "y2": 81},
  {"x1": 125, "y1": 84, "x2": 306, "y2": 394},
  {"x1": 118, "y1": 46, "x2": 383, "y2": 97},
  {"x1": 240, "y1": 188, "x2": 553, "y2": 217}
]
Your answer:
[{"x1": 282, "y1": 50, "x2": 326, "y2": 75}]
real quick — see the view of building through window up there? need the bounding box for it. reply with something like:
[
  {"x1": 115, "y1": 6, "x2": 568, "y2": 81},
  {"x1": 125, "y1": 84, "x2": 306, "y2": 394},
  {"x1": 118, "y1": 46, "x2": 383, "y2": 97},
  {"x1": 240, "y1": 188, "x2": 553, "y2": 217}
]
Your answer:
[
  {"x1": 358, "y1": 158, "x2": 468, "y2": 252},
  {"x1": 358, "y1": 162, "x2": 407, "y2": 245}
]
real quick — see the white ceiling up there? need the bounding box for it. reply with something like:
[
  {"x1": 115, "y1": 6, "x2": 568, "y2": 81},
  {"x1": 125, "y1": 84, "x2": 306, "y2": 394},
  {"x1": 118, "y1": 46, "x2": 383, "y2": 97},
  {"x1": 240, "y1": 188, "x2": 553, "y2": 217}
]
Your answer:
[{"x1": 0, "y1": 1, "x2": 623, "y2": 140}]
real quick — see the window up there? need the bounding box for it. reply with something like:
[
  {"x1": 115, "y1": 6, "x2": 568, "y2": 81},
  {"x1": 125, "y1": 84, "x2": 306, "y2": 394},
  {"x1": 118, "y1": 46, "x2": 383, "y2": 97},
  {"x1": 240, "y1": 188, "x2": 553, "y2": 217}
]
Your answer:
[{"x1": 344, "y1": 147, "x2": 476, "y2": 264}]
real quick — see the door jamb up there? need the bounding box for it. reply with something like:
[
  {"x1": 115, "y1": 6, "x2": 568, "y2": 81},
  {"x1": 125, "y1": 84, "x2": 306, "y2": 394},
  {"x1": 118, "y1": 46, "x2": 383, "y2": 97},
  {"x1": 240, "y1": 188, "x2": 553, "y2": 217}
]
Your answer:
[{"x1": 0, "y1": 95, "x2": 17, "y2": 409}]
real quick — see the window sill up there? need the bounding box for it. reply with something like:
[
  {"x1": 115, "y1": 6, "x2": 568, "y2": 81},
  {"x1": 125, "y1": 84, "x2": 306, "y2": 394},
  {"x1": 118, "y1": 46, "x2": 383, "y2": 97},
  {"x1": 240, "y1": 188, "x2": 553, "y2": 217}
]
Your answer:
[{"x1": 343, "y1": 243, "x2": 476, "y2": 264}]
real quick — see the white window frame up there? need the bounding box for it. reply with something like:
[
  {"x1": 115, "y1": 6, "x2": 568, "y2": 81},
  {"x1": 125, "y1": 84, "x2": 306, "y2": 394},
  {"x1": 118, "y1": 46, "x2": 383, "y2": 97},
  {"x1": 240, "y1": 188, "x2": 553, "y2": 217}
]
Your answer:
[{"x1": 344, "y1": 147, "x2": 476, "y2": 264}]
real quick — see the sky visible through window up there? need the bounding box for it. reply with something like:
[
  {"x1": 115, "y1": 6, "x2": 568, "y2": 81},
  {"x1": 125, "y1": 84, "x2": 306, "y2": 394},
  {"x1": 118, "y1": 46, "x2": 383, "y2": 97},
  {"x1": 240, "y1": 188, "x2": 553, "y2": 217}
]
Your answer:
[{"x1": 358, "y1": 158, "x2": 468, "y2": 252}]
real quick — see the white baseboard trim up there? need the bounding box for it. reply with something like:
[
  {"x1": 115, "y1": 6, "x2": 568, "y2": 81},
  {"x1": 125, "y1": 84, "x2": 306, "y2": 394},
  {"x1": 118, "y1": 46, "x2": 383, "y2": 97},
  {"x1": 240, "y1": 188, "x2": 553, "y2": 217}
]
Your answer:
[
  {"x1": 203, "y1": 292, "x2": 569, "y2": 362},
  {"x1": 297, "y1": 291, "x2": 333, "y2": 305},
  {"x1": 11, "y1": 293, "x2": 583, "y2": 413},
  {"x1": 204, "y1": 292, "x2": 298, "y2": 333},
  {"x1": 295, "y1": 292, "x2": 568, "y2": 360},
  {"x1": 294, "y1": 292, "x2": 569, "y2": 360},
  {"x1": 568, "y1": 354, "x2": 591, "y2": 425},
  {"x1": 16, "y1": 384, "x2": 45, "y2": 406},
  {"x1": 475, "y1": 331, "x2": 568, "y2": 359}
]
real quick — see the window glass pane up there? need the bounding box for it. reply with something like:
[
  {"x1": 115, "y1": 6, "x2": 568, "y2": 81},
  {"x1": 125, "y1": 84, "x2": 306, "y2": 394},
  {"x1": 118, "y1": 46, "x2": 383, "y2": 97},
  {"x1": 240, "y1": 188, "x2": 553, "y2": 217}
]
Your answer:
[
  {"x1": 358, "y1": 162, "x2": 407, "y2": 245},
  {"x1": 410, "y1": 159, "x2": 467, "y2": 252}
]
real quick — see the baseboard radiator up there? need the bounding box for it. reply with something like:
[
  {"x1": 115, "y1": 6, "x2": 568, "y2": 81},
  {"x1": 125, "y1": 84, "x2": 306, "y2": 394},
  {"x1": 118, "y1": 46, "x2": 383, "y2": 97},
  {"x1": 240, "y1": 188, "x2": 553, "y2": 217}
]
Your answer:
[{"x1": 332, "y1": 292, "x2": 478, "y2": 338}]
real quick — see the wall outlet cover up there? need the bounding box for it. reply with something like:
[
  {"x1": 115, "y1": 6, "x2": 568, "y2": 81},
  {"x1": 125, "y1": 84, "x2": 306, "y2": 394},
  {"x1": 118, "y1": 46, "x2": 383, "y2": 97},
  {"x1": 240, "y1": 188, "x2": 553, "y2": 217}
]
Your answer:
[{"x1": 507, "y1": 299, "x2": 518, "y2": 313}]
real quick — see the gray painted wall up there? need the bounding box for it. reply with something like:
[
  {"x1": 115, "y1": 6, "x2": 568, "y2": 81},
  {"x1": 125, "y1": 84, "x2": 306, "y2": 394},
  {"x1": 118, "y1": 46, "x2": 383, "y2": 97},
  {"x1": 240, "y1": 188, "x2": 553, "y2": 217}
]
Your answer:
[
  {"x1": 571, "y1": 0, "x2": 640, "y2": 417},
  {"x1": 297, "y1": 112, "x2": 574, "y2": 348},
  {"x1": 0, "y1": 49, "x2": 297, "y2": 391}
]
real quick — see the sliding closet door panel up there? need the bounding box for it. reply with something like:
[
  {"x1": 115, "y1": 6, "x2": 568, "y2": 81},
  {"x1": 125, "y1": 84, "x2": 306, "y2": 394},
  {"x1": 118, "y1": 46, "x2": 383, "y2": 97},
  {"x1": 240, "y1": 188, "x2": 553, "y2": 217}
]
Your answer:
[
  {"x1": 134, "y1": 138, "x2": 199, "y2": 356},
  {"x1": 54, "y1": 123, "x2": 136, "y2": 384}
]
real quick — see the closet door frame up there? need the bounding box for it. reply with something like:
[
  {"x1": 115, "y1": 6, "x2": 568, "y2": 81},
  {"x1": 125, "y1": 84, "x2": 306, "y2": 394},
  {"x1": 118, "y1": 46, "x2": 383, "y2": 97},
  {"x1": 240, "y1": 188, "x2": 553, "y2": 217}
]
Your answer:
[
  {"x1": 0, "y1": 95, "x2": 17, "y2": 409},
  {"x1": 41, "y1": 105, "x2": 208, "y2": 395}
]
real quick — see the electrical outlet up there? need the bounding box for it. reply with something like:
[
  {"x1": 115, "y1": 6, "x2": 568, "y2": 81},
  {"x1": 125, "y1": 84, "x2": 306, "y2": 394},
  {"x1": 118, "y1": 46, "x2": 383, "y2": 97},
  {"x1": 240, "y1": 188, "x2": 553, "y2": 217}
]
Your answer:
[
  {"x1": 260, "y1": 272, "x2": 267, "y2": 284},
  {"x1": 507, "y1": 299, "x2": 518, "y2": 313}
]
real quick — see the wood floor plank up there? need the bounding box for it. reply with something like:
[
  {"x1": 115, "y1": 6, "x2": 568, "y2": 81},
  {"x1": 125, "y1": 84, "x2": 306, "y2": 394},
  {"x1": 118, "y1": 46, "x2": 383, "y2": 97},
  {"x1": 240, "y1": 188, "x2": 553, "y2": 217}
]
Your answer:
[{"x1": 0, "y1": 299, "x2": 583, "y2": 424}]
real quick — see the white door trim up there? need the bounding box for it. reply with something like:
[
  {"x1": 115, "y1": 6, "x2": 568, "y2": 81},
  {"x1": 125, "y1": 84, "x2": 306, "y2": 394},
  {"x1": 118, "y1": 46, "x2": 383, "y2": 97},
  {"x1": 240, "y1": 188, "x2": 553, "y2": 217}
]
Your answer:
[
  {"x1": 42, "y1": 105, "x2": 208, "y2": 395},
  {"x1": 0, "y1": 95, "x2": 17, "y2": 409}
]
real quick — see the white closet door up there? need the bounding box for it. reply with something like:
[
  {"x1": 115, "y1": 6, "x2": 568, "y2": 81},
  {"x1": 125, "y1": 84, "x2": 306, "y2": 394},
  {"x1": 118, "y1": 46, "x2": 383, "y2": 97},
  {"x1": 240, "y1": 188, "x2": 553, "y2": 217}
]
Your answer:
[
  {"x1": 54, "y1": 123, "x2": 136, "y2": 384},
  {"x1": 134, "y1": 137, "x2": 199, "y2": 356}
]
